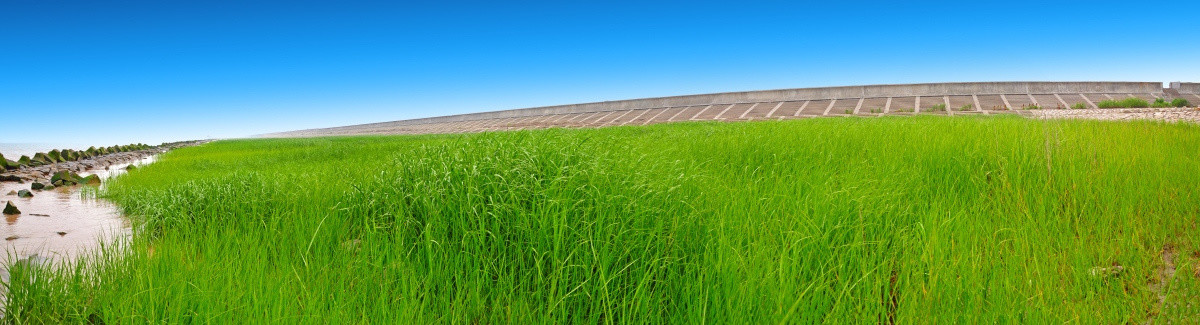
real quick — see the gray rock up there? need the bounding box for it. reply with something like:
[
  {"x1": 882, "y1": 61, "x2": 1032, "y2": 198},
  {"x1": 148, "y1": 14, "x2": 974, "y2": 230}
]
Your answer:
[
  {"x1": 17, "y1": 190, "x2": 32, "y2": 198},
  {"x1": 3, "y1": 201, "x2": 19, "y2": 215}
]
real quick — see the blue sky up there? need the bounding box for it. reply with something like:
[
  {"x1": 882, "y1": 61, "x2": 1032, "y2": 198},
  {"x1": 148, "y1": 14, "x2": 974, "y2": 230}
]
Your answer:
[{"x1": 3, "y1": 0, "x2": 1197, "y2": 144}]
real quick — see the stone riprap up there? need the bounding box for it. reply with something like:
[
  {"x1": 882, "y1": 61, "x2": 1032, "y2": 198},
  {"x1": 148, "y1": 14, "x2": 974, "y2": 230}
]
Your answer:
[
  {"x1": 262, "y1": 81, "x2": 1199, "y2": 137},
  {"x1": 0, "y1": 141, "x2": 206, "y2": 184},
  {"x1": 1027, "y1": 107, "x2": 1200, "y2": 124}
]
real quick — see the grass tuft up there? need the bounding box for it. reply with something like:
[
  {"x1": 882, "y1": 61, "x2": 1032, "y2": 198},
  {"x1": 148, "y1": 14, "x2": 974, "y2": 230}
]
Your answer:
[
  {"x1": 1152, "y1": 98, "x2": 1173, "y2": 108},
  {"x1": 1170, "y1": 98, "x2": 1190, "y2": 107}
]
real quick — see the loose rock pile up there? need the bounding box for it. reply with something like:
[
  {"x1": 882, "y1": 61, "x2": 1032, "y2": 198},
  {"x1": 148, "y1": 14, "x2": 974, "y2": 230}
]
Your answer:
[{"x1": 1027, "y1": 107, "x2": 1200, "y2": 124}]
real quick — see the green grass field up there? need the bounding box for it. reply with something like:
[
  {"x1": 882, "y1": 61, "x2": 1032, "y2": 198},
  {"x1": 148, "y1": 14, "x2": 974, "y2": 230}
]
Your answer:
[{"x1": 7, "y1": 116, "x2": 1200, "y2": 323}]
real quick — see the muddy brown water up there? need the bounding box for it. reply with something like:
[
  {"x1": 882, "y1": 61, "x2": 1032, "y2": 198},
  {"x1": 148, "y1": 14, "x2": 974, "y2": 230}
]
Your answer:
[{"x1": 0, "y1": 155, "x2": 155, "y2": 265}]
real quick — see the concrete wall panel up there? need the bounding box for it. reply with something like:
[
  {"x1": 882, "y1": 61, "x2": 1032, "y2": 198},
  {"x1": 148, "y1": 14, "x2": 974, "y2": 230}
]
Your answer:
[{"x1": 1176, "y1": 83, "x2": 1200, "y2": 94}]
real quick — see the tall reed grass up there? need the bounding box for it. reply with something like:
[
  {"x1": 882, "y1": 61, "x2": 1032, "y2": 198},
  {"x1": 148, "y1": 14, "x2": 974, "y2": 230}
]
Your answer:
[{"x1": 6, "y1": 116, "x2": 1200, "y2": 323}]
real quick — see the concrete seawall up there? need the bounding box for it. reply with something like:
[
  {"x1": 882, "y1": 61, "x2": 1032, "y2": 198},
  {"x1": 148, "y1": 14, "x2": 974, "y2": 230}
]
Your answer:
[
  {"x1": 384, "y1": 82, "x2": 1163, "y2": 126},
  {"x1": 266, "y1": 81, "x2": 1190, "y2": 137},
  {"x1": 1173, "y1": 82, "x2": 1200, "y2": 94}
]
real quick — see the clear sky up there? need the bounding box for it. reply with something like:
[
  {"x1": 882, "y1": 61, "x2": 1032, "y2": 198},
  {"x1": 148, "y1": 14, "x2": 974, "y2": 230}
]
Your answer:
[{"x1": 3, "y1": 0, "x2": 1198, "y2": 144}]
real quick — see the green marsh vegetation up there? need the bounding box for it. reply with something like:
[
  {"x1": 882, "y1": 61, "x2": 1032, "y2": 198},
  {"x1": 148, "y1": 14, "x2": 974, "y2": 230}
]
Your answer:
[
  {"x1": 1097, "y1": 97, "x2": 1151, "y2": 109},
  {"x1": 1096, "y1": 97, "x2": 1190, "y2": 109},
  {"x1": 6, "y1": 116, "x2": 1200, "y2": 323},
  {"x1": 1151, "y1": 98, "x2": 1192, "y2": 108}
]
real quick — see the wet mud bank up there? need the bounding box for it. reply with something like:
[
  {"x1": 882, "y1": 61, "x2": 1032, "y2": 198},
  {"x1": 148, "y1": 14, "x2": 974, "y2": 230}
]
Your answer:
[{"x1": 0, "y1": 156, "x2": 154, "y2": 263}]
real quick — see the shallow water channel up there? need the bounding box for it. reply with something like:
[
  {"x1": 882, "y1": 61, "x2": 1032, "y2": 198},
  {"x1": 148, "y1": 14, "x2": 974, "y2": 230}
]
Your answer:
[{"x1": 0, "y1": 156, "x2": 155, "y2": 269}]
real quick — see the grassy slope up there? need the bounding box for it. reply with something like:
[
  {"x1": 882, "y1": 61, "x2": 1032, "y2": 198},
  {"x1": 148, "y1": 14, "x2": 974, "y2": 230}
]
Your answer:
[{"x1": 6, "y1": 116, "x2": 1200, "y2": 323}]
